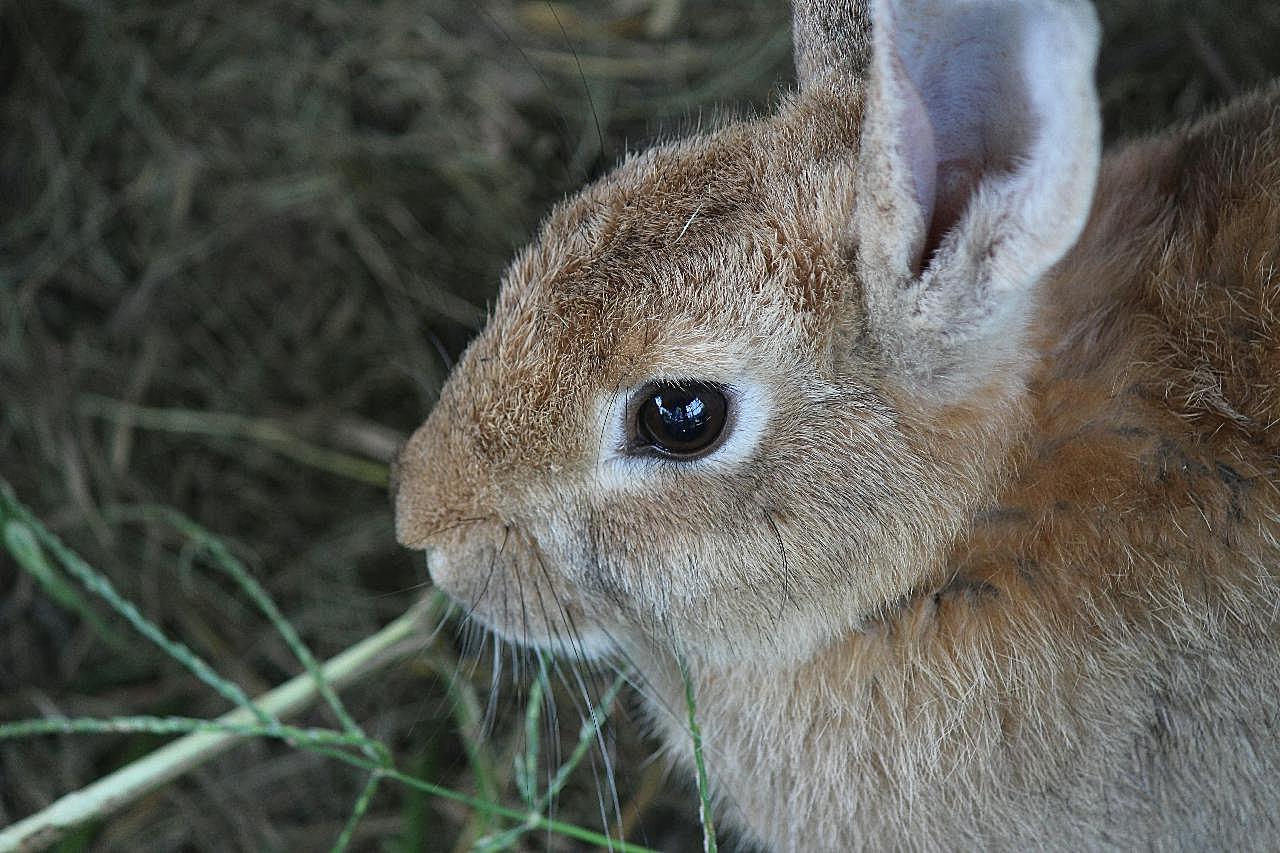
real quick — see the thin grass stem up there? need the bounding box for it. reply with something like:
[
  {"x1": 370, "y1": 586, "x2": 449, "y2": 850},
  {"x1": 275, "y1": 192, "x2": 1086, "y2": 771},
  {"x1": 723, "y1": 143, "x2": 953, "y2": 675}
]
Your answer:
[
  {"x1": 679, "y1": 656, "x2": 718, "y2": 853},
  {"x1": 330, "y1": 771, "x2": 385, "y2": 853},
  {"x1": 0, "y1": 480, "x2": 278, "y2": 729},
  {"x1": 0, "y1": 601, "x2": 428, "y2": 852},
  {"x1": 107, "y1": 505, "x2": 371, "y2": 748}
]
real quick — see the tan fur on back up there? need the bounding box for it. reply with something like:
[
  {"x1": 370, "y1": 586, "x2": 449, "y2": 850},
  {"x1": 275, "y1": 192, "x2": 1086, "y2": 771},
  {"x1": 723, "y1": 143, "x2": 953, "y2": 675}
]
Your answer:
[{"x1": 394, "y1": 18, "x2": 1280, "y2": 850}]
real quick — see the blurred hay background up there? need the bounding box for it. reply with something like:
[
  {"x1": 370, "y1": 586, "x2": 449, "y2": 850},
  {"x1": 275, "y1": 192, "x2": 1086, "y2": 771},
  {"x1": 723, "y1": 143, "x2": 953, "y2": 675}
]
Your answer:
[{"x1": 1, "y1": 0, "x2": 1277, "y2": 850}]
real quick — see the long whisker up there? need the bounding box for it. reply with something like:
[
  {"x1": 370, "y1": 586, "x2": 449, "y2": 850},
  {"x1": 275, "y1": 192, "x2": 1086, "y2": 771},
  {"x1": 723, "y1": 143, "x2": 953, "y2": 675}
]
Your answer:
[
  {"x1": 475, "y1": 2, "x2": 575, "y2": 180},
  {"x1": 510, "y1": 525, "x2": 533, "y2": 653},
  {"x1": 481, "y1": 529, "x2": 514, "y2": 737},
  {"x1": 591, "y1": 623, "x2": 749, "y2": 808},
  {"x1": 597, "y1": 384, "x2": 624, "y2": 467},
  {"x1": 484, "y1": 627, "x2": 503, "y2": 739},
  {"x1": 456, "y1": 545, "x2": 502, "y2": 631},
  {"x1": 592, "y1": 624, "x2": 684, "y2": 727},
  {"x1": 546, "y1": 1, "x2": 607, "y2": 165},
  {"x1": 763, "y1": 508, "x2": 794, "y2": 620},
  {"x1": 422, "y1": 596, "x2": 461, "y2": 645},
  {"x1": 413, "y1": 516, "x2": 489, "y2": 542},
  {"x1": 520, "y1": 541, "x2": 627, "y2": 844}
]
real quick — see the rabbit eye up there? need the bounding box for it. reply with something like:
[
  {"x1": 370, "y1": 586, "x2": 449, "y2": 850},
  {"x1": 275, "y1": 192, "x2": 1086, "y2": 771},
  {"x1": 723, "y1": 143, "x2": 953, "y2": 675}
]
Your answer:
[{"x1": 634, "y1": 381, "x2": 729, "y2": 459}]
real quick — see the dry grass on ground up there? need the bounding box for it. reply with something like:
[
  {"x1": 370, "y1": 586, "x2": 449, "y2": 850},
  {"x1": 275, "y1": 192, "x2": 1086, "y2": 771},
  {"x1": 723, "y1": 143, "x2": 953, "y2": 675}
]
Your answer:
[{"x1": 2, "y1": 1, "x2": 1278, "y2": 850}]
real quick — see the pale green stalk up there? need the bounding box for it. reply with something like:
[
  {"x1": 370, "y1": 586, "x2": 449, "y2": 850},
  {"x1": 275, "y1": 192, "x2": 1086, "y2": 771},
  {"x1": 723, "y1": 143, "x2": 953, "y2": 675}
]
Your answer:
[
  {"x1": 679, "y1": 656, "x2": 718, "y2": 853},
  {"x1": 0, "y1": 604, "x2": 428, "y2": 852}
]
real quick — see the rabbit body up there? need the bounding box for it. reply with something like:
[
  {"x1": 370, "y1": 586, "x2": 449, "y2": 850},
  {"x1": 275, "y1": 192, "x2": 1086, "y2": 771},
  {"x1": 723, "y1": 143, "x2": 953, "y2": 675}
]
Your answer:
[
  {"x1": 636, "y1": 88, "x2": 1280, "y2": 850},
  {"x1": 395, "y1": 0, "x2": 1280, "y2": 848}
]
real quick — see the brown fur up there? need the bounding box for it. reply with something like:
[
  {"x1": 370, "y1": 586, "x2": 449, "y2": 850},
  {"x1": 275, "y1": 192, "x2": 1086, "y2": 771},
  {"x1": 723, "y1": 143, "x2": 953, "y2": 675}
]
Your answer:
[{"x1": 394, "y1": 7, "x2": 1280, "y2": 849}]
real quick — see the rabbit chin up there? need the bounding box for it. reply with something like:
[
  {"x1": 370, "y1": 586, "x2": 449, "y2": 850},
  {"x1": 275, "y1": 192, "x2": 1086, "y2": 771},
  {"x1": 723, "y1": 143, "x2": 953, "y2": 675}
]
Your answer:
[{"x1": 424, "y1": 542, "x2": 617, "y2": 659}]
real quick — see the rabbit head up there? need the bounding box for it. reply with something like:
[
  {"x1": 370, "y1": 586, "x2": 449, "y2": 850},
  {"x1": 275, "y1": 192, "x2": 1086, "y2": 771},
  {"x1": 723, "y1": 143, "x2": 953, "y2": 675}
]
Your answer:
[{"x1": 394, "y1": 0, "x2": 1101, "y2": 665}]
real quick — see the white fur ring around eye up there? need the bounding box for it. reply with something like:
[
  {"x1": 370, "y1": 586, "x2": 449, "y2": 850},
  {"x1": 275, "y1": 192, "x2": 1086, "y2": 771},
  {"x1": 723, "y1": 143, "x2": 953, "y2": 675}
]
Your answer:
[{"x1": 594, "y1": 379, "x2": 772, "y2": 485}]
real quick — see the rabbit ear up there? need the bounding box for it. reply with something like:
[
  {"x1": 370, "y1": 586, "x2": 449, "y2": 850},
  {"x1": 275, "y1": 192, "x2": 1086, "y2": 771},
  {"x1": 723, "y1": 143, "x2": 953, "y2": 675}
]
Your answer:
[
  {"x1": 853, "y1": 0, "x2": 1101, "y2": 399},
  {"x1": 792, "y1": 0, "x2": 871, "y2": 89}
]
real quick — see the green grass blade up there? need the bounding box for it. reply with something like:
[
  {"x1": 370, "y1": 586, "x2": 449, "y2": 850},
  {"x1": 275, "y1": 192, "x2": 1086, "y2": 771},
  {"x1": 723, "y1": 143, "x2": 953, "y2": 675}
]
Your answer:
[
  {"x1": 0, "y1": 601, "x2": 429, "y2": 852},
  {"x1": 427, "y1": 652, "x2": 501, "y2": 840},
  {"x1": 679, "y1": 656, "x2": 718, "y2": 853},
  {"x1": 108, "y1": 505, "x2": 372, "y2": 749},
  {"x1": 536, "y1": 672, "x2": 626, "y2": 812},
  {"x1": 330, "y1": 771, "x2": 384, "y2": 853},
  {"x1": 516, "y1": 657, "x2": 548, "y2": 808},
  {"x1": 0, "y1": 481, "x2": 659, "y2": 853},
  {"x1": 0, "y1": 479, "x2": 278, "y2": 729},
  {"x1": 2, "y1": 519, "x2": 128, "y2": 652}
]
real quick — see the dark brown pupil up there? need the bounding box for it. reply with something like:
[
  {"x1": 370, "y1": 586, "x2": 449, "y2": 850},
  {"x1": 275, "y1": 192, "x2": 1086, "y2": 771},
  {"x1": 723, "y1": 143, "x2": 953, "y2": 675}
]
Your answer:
[{"x1": 637, "y1": 382, "x2": 728, "y2": 458}]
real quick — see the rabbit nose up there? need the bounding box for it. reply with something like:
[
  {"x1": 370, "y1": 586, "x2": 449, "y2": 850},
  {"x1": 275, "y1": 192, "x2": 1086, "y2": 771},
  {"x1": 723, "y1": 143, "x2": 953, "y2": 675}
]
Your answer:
[{"x1": 394, "y1": 412, "x2": 492, "y2": 550}]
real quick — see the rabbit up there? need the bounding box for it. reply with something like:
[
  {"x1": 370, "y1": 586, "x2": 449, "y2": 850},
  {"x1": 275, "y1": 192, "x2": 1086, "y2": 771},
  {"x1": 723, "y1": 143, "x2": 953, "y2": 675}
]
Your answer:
[{"x1": 393, "y1": 0, "x2": 1280, "y2": 848}]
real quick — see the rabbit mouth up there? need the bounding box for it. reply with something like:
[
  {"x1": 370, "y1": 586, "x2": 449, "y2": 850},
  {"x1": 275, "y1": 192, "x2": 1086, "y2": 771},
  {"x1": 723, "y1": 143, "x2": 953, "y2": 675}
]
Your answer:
[{"x1": 424, "y1": 523, "x2": 615, "y2": 658}]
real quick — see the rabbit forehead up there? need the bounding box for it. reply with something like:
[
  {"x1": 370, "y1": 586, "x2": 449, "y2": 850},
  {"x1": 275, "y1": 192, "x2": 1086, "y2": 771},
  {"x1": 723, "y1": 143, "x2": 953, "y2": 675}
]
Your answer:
[{"x1": 490, "y1": 89, "x2": 866, "y2": 375}]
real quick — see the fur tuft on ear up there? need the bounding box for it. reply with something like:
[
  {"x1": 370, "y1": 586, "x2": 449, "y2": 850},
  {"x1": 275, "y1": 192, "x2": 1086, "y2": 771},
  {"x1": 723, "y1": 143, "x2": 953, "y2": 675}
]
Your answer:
[{"x1": 853, "y1": 0, "x2": 1102, "y2": 400}]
